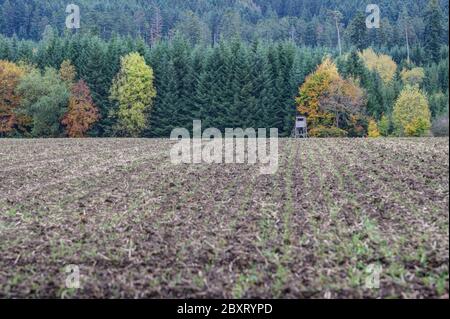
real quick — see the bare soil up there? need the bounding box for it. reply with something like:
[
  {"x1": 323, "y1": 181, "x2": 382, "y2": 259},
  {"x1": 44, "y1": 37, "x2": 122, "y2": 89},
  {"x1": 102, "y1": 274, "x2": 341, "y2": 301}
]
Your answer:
[{"x1": 0, "y1": 138, "x2": 448, "y2": 298}]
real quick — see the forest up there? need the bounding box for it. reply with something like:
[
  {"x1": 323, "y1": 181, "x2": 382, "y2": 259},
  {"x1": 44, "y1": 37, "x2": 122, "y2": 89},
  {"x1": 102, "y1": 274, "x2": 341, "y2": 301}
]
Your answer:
[{"x1": 0, "y1": 0, "x2": 448, "y2": 138}]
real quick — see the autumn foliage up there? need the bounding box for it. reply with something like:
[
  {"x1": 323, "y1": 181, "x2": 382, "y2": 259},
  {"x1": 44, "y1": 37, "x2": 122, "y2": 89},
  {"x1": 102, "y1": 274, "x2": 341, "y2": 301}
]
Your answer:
[
  {"x1": 360, "y1": 48, "x2": 397, "y2": 84},
  {"x1": 296, "y1": 57, "x2": 366, "y2": 137},
  {"x1": 368, "y1": 119, "x2": 381, "y2": 138},
  {"x1": 400, "y1": 67, "x2": 425, "y2": 87},
  {"x1": 110, "y1": 52, "x2": 156, "y2": 137},
  {"x1": 59, "y1": 60, "x2": 77, "y2": 85},
  {"x1": 393, "y1": 86, "x2": 431, "y2": 137},
  {"x1": 0, "y1": 60, "x2": 25, "y2": 134},
  {"x1": 296, "y1": 58, "x2": 338, "y2": 128},
  {"x1": 62, "y1": 80, "x2": 100, "y2": 137}
]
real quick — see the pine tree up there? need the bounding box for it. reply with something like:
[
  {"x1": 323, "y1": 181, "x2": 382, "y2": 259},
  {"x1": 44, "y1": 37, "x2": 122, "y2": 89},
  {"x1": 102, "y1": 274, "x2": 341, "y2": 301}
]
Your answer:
[
  {"x1": 170, "y1": 36, "x2": 194, "y2": 130},
  {"x1": 248, "y1": 42, "x2": 273, "y2": 130},
  {"x1": 227, "y1": 40, "x2": 250, "y2": 129},
  {"x1": 424, "y1": 0, "x2": 444, "y2": 63},
  {"x1": 265, "y1": 45, "x2": 283, "y2": 131},
  {"x1": 82, "y1": 37, "x2": 112, "y2": 135},
  {"x1": 365, "y1": 71, "x2": 385, "y2": 119},
  {"x1": 150, "y1": 5, "x2": 163, "y2": 46},
  {"x1": 191, "y1": 47, "x2": 221, "y2": 131},
  {"x1": 1, "y1": 0, "x2": 16, "y2": 37},
  {"x1": 341, "y1": 50, "x2": 367, "y2": 81},
  {"x1": 152, "y1": 61, "x2": 180, "y2": 137},
  {"x1": 346, "y1": 12, "x2": 368, "y2": 50},
  {"x1": 276, "y1": 43, "x2": 296, "y2": 136}
]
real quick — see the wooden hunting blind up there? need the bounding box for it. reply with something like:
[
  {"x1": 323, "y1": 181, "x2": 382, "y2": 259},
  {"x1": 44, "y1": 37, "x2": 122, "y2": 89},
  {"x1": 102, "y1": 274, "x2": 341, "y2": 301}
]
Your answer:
[{"x1": 293, "y1": 116, "x2": 308, "y2": 138}]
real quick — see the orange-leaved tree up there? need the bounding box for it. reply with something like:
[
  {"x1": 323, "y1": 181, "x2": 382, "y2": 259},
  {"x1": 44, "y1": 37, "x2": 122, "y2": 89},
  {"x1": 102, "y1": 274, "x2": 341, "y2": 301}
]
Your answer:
[
  {"x1": 295, "y1": 57, "x2": 338, "y2": 129},
  {"x1": 62, "y1": 80, "x2": 100, "y2": 137},
  {"x1": 0, "y1": 60, "x2": 25, "y2": 134},
  {"x1": 319, "y1": 76, "x2": 366, "y2": 129},
  {"x1": 296, "y1": 57, "x2": 366, "y2": 136}
]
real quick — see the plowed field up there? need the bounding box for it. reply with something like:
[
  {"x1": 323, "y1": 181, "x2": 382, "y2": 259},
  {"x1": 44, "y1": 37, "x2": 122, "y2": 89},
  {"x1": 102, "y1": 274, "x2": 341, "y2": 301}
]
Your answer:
[{"x1": 0, "y1": 138, "x2": 448, "y2": 298}]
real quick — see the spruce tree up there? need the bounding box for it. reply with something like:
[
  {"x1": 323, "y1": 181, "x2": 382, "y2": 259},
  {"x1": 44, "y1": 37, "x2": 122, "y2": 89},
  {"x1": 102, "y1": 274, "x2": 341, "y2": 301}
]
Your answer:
[
  {"x1": 424, "y1": 0, "x2": 444, "y2": 63},
  {"x1": 347, "y1": 12, "x2": 368, "y2": 50}
]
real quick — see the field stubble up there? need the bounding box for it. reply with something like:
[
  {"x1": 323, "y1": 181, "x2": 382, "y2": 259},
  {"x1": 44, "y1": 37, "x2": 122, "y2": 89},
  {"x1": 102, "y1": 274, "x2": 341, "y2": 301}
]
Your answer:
[{"x1": 0, "y1": 138, "x2": 448, "y2": 298}]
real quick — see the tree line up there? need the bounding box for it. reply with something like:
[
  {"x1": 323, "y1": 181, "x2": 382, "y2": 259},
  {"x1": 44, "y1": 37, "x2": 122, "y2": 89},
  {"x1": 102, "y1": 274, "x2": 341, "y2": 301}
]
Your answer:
[
  {"x1": 0, "y1": 33, "x2": 327, "y2": 137},
  {"x1": 0, "y1": 32, "x2": 448, "y2": 138}
]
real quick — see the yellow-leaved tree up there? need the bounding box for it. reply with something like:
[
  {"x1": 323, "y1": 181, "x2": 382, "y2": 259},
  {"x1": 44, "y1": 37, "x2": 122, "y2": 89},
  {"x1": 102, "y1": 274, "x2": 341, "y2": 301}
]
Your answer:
[
  {"x1": 296, "y1": 57, "x2": 338, "y2": 129},
  {"x1": 59, "y1": 60, "x2": 77, "y2": 86},
  {"x1": 378, "y1": 114, "x2": 391, "y2": 137},
  {"x1": 296, "y1": 57, "x2": 366, "y2": 137},
  {"x1": 368, "y1": 119, "x2": 381, "y2": 138},
  {"x1": 393, "y1": 86, "x2": 431, "y2": 137},
  {"x1": 400, "y1": 67, "x2": 425, "y2": 87},
  {"x1": 0, "y1": 60, "x2": 26, "y2": 135},
  {"x1": 110, "y1": 53, "x2": 156, "y2": 137},
  {"x1": 360, "y1": 48, "x2": 397, "y2": 84}
]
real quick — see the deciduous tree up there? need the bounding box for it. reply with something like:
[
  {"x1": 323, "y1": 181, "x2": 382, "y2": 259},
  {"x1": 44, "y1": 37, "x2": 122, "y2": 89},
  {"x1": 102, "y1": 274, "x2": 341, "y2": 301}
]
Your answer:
[
  {"x1": 17, "y1": 68, "x2": 69, "y2": 137},
  {"x1": 378, "y1": 114, "x2": 391, "y2": 137},
  {"x1": 319, "y1": 77, "x2": 366, "y2": 129},
  {"x1": 296, "y1": 57, "x2": 366, "y2": 136},
  {"x1": 368, "y1": 119, "x2": 381, "y2": 137},
  {"x1": 62, "y1": 80, "x2": 100, "y2": 137},
  {"x1": 401, "y1": 67, "x2": 425, "y2": 86},
  {"x1": 393, "y1": 86, "x2": 431, "y2": 137},
  {"x1": 0, "y1": 60, "x2": 24, "y2": 134},
  {"x1": 296, "y1": 57, "x2": 338, "y2": 129},
  {"x1": 59, "y1": 60, "x2": 77, "y2": 85},
  {"x1": 360, "y1": 49, "x2": 397, "y2": 84},
  {"x1": 110, "y1": 52, "x2": 156, "y2": 137}
]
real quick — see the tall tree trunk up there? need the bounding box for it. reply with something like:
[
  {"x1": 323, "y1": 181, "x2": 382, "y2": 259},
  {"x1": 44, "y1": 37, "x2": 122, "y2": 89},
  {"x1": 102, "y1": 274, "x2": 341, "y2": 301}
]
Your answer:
[
  {"x1": 335, "y1": 18, "x2": 342, "y2": 56},
  {"x1": 405, "y1": 26, "x2": 411, "y2": 64}
]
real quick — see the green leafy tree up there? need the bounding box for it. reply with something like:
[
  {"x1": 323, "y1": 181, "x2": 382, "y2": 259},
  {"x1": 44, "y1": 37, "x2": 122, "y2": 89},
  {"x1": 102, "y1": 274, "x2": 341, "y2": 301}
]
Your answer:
[
  {"x1": 378, "y1": 114, "x2": 391, "y2": 137},
  {"x1": 110, "y1": 52, "x2": 156, "y2": 136},
  {"x1": 360, "y1": 48, "x2": 397, "y2": 84},
  {"x1": 17, "y1": 68, "x2": 69, "y2": 137},
  {"x1": 393, "y1": 86, "x2": 431, "y2": 136}
]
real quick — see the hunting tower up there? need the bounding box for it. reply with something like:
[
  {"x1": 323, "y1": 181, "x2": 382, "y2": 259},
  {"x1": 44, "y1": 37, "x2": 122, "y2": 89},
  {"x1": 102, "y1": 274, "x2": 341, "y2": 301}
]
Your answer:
[{"x1": 293, "y1": 116, "x2": 308, "y2": 138}]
